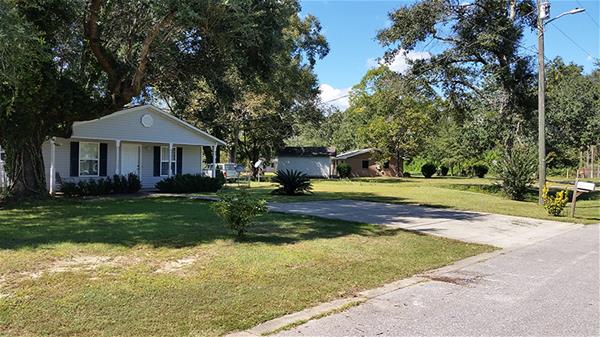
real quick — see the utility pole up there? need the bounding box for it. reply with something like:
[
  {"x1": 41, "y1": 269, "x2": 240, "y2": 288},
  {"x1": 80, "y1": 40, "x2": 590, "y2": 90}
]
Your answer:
[
  {"x1": 537, "y1": 0, "x2": 547, "y2": 205},
  {"x1": 536, "y1": 1, "x2": 585, "y2": 204}
]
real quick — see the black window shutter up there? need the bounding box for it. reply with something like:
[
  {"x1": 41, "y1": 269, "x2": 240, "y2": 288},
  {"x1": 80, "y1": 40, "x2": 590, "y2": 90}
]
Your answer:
[
  {"x1": 70, "y1": 142, "x2": 79, "y2": 177},
  {"x1": 99, "y1": 143, "x2": 108, "y2": 176},
  {"x1": 153, "y1": 146, "x2": 160, "y2": 177},
  {"x1": 176, "y1": 147, "x2": 183, "y2": 175}
]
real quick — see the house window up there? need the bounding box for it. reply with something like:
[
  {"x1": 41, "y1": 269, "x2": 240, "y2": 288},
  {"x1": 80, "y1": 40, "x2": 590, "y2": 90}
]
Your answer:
[
  {"x1": 79, "y1": 142, "x2": 99, "y2": 176},
  {"x1": 160, "y1": 146, "x2": 177, "y2": 176},
  {"x1": 362, "y1": 160, "x2": 369, "y2": 169},
  {"x1": 383, "y1": 161, "x2": 390, "y2": 169}
]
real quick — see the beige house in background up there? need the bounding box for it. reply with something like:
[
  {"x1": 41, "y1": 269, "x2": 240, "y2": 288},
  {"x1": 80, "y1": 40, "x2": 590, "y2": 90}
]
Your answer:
[{"x1": 333, "y1": 149, "x2": 400, "y2": 177}]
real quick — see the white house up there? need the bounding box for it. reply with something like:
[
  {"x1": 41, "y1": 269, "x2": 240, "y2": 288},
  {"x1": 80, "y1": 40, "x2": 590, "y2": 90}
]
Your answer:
[
  {"x1": 42, "y1": 105, "x2": 225, "y2": 192},
  {"x1": 276, "y1": 147, "x2": 336, "y2": 178}
]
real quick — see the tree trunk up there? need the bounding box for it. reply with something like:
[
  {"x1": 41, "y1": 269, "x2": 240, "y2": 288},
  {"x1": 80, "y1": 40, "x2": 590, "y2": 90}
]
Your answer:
[
  {"x1": 5, "y1": 139, "x2": 47, "y2": 198},
  {"x1": 229, "y1": 128, "x2": 238, "y2": 164},
  {"x1": 396, "y1": 156, "x2": 404, "y2": 177}
]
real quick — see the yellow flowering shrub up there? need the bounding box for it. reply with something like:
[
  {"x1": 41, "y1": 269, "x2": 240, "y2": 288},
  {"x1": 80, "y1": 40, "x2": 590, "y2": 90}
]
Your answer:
[{"x1": 542, "y1": 184, "x2": 569, "y2": 216}]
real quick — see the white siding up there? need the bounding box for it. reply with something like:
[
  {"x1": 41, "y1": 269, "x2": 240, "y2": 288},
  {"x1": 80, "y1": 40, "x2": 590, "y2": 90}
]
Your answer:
[
  {"x1": 72, "y1": 106, "x2": 220, "y2": 146},
  {"x1": 136, "y1": 144, "x2": 204, "y2": 188},
  {"x1": 38, "y1": 106, "x2": 220, "y2": 191},
  {"x1": 182, "y1": 145, "x2": 203, "y2": 174},
  {"x1": 43, "y1": 137, "x2": 117, "y2": 186},
  {"x1": 43, "y1": 139, "x2": 204, "y2": 189},
  {"x1": 276, "y1": 156, "x2": 332, "y2": 178}
]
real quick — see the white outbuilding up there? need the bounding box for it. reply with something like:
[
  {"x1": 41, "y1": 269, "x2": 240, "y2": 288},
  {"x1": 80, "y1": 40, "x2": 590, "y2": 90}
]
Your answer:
[{"x1": 275, "y1": 147, "x2": 336, "y2": 178}]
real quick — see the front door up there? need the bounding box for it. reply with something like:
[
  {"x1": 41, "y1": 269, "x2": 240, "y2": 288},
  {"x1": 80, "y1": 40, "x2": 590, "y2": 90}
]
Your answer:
[{"x1": 121, "y1": 143, "x2": 141, "y2": 177}]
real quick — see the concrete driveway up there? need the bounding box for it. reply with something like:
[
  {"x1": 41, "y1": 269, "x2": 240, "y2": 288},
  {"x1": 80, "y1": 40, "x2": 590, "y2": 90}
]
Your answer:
[{"x1": 269, "y1": 200, "x2": 581, "y2": 248}]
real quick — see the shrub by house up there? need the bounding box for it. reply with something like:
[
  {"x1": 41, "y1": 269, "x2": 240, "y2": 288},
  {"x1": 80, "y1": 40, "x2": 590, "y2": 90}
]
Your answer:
[
  {"x1": 336, "y1": 163, "x2": 352, "y2": 178},
  {"x1": 59, "y1": 173, "x2": 141, "y2": 197},
  {"x1": 155, "y1": 173, "x2": 225, "y2": 193}
]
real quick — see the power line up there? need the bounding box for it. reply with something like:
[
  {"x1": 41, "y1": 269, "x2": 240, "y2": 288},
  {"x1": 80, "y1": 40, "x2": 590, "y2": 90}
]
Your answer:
[
  {"x1": 323, "y1": 94, "x2": 349, "y2": 104},
  {"x1": 548, "y1": 21, "x2": 597, "y2": 60},
  {"x1": 575, "y1": 0, "x2": 600, "y2": 29}
]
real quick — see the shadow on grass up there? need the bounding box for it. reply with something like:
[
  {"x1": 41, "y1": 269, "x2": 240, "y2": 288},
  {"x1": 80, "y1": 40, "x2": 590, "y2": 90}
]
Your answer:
[
  {"x1": 222, "y1": 186, "x2": 420, "y2": 205},
  {"x1": 442, "y1": 183, "x2": 503, "y2": 195},
  {"x1": 0, "y1": 197, "x2": 403, "y2": 250}
]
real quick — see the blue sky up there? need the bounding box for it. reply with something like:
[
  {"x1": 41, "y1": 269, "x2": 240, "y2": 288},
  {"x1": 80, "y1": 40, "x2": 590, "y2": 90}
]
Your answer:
[{"x1": 300, "y1": 0, "x2": 600, "y2": 109}]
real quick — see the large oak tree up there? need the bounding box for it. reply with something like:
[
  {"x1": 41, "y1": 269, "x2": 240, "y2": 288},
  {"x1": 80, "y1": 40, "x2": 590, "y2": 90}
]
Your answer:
[
  {"x1": 378, "y1": 0, "x2": 537, "y2": 145},
  {"x1": 0, "y1": 0, "x2": 312, "y2": 198}
]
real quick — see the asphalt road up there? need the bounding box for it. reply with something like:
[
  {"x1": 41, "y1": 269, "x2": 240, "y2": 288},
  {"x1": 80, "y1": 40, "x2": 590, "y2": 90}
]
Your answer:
[{"x1": 276, "y1": 224, "x2": 600, "y2": 336}]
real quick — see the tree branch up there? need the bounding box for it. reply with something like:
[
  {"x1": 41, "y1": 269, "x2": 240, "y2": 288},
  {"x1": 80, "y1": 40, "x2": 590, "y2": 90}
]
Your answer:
[
  {"x1": 131, "y1": 11, "x2": 176, "y2": 93},
  {"x1": 84, "y1": 0, "x2": 117, "y2": 84}
]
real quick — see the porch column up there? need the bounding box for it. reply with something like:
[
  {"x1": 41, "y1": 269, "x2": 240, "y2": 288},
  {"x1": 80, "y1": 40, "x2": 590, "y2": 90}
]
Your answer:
[
  {"x1": 115, "y1": 140, "x2": 121, "y2": 175},
  {"x1": 200, "y1": 146, "x2": 204, "y2": 174},
  {"x1": 49, "y1": 138, "x2": 56, "y2": 194},
  {"x1": 168, "y1": 143, "x2": 173, "y2": 177},
  {"x1": 212, "y1": 144, "x2": 217, "y2": 178}
]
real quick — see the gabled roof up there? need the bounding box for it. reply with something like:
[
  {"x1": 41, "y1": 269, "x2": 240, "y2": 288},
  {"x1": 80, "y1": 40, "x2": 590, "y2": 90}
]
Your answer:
[
  {"x1": 278, "y1": 147, "x2": 336, "y2": 157},
  {"x1": 73, "y1": 105, "x2": 226, "y2": 145},
  {"x1": 334, "y1": 148, "x2": 373, "y2": 160}
]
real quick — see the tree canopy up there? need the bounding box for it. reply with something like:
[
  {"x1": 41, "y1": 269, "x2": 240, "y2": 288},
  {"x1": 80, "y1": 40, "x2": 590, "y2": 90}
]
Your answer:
[
  {"x1": 378, "y1": 0, "x2": 537, "y2": 143},
  {"x1": 0, "y1": 0, "x2": 328, "y2": 196}
]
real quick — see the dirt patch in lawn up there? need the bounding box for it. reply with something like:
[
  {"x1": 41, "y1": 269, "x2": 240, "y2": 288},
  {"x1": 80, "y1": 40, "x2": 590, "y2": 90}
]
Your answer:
[
  {"x1": 6, "y1": 255, "x2": 142, "y2": 282},
  {"x1": 0, "y1": 255, "x2": 142, "y2": 298},
  {"x1": 155, "y1": 256, "x2": 198, "y2": 274},
  {"x1": 154, "y1": 251, "x2": 216, "y2": 275}
]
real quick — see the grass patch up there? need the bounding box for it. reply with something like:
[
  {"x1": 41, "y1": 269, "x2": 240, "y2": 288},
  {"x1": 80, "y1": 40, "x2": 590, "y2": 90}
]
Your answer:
[
  {"x1": 0, "y1": 198, "x2": 491, "y2": 337},
  {"x1": 221, "y1": 177, "x2": 599, "y2": 224}
]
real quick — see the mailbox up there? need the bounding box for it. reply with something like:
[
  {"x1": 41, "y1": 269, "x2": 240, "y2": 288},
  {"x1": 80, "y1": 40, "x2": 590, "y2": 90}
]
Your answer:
[
  {"x1": 576, "y1": 181, "x2": 596, "y2": 192},
  {"x1": 571, "y1": 180, "x2": 597, "y2": 217}
]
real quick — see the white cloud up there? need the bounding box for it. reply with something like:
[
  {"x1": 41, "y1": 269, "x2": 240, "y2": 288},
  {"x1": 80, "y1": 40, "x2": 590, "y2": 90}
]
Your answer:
[
  {"x1": 319, "y1": 83, "x2": 351, "y2": 111},
  {"x1": 370, "y1": 49, "x2": 431, "y2": 74},
  {"x1": 366, "y1": 57, "x2": 379, "y2": 69}
]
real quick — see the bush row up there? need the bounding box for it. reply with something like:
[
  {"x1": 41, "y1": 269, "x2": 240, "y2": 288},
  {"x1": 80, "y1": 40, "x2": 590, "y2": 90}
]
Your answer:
[
  {"x1": 155, "y1": 172, "x2": 225, "y2": 193},
  {"x1": 60, "y1": 173, "x2": 141, "y2": 197},
  {"x1": 420, "y1": 163, "x2": 488, "y2": 178}
]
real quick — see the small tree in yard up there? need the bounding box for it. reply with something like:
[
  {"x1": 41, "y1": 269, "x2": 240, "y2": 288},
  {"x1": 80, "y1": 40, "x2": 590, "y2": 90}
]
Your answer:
[
  {"x1": 495, "y1": 142, "x2": 537, "y2": 201},
  {"x1": 211, "y1": 190, "x2": 267, "y2": 238}
]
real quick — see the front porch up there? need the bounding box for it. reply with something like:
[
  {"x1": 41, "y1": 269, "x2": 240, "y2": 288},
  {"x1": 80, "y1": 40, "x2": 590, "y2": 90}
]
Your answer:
[{"x1": 45, "y1": 139, "x2": 220, "y2": 191}]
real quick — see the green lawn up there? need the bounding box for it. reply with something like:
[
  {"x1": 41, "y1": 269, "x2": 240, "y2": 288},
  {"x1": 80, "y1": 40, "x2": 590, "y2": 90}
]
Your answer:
[
  {"x1": 223, "y1": 177, "x2": 599, "y2": 224},
  {"x1": 0, "y1": 198, "x2": 491, "y2": 337}
]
